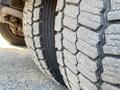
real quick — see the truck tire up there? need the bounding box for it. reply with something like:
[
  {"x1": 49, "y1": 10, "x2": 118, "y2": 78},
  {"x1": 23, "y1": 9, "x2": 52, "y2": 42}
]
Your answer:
[
  {"x1": 0, "y1": 23, "x2": 25, "y2": 45},
  {"x1": 23, "y1": 0, "x2": 120, "y2": 90}
]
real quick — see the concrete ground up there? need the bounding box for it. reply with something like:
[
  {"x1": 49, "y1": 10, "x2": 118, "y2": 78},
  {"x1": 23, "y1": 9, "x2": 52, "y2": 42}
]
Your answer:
[{"x1": 0, "y1": 35, "x2": 67, "y2": 90}]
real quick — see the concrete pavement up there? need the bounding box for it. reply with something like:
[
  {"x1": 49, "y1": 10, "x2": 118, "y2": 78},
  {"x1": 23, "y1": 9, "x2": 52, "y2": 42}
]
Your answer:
[
  {"x1": 0, "y1": 48, "x2": 67, "y2": 90},
  {"x1": 0, "y1": 35, "x2": 67, "y2": 90}
]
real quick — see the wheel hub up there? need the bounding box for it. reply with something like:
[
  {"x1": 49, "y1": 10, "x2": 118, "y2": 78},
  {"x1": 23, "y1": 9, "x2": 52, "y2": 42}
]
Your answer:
[{"x1": 8, "y1": 16, "x2": 23, "y2": 37}]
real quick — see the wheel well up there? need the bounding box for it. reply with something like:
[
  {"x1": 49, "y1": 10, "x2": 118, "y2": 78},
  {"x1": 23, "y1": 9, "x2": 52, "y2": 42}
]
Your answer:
[{"x1": 2, "y1": 0, "x2": 24, "y2": 10}]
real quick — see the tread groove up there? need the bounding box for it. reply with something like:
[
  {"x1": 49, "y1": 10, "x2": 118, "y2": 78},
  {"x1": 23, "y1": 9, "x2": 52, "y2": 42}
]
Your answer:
[{"x1": 96, "y1": 0, "x2": 111, "y2": 89}]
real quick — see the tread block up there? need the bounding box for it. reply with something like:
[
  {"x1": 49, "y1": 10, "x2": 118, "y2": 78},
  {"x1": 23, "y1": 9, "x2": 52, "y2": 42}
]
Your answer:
[
  {"x1": 80, "y1": 0, "x2": 103, "y2": 9},
  {"x1": 36, "y1": 49, "x2": 44, "y2": 60},
  {"x1": 29, "y1": 48, "x2": 46, "y2": 74},
  {"x1": 55, "y1": 12, "x2": 63, "y2": 32},
  {"x1": 63, "y1": 27, "x2": 76, "y2": 44},
  {"x1": 103, "y1": 24, "x2": 120, "y2": 55},
  {"x1": 108, "y1": 0, "x2": 120, "y2": 21},
  {"x1": 102, "y1": 83, "x2": 120, "y2": 90},
  {"x1": 33, "y1": 22, "x2": 40, "y2": 35},
  {"x1": 69, "y1": 82, "x2": 81, "y2": 90},
  {"x1": 39, "y1": 60, "x2": 48, "y2": 69},
  {"x1": 44, "y1": 69, "x2": 53, "y2": 77},
  {"x1": 34, "y1": 36, "x2": 41, "y2": 48},
  {"x1": 56, "y1": 0, "x2": 64, "y2": 11},
  {"x1": 33, "y1": 7, "x2": 40, "y2": 21},
  {"x1": 66, "y1": 68, "x2": 79, "y2": 84},
  {"x1": 78, "y1": 74, "x2": 97, "y2": 90},
  {"x1": 63, "y1": 50, "x2": 78, "y2": 74},
  {"x1": 107, "y1": 10, "x2": 120, "y2": 21},
  {"x1": 56, "y1": 51, "x2": 64, "y2": 66},
  {"x1": 78, "y1": 11, "x2": 101, "y2": 30},
  {"x1": 66, "y1": 0, "x2": 80, "y2": 4},
  {"x1": 64, "y1": 4, "x2": 79, "y2": 18},
  {"x1": 114, "y1": 0, "x2": 120, "y2": 3},
  {"x1": 80, "y1": 0, "x2": 103, "y2": 14},
  {"x1": 77, "y1": 52, "x2": 97, "y2": 82},
  {"x1": 78, "y1": 0, "x2": 103, "y2": 30},
  {"x1": 29, "y1": 48, "x2": 38, "y2": 61},
  {"x1": 25, "y1": 36, "x2": 34, "y2": 49},
  {"x1": 59, "y1": 66, "x2": 71, "y2": 89},
  {"x1": 55, "y1": 33, "x2": 62, "y2": 50},
  {"x1": 63, "y1": 16, "x2": 78, "y2": 30},
  {"x1": 102, "y1": 57, "x2": 120, "y2": 84},
  {"x1": 59, "y1": 66, "x2": 67, "y2": 80},
  {"x1": 80, "y1": 11, "x2": 101, "y2": 23},
  {"x1": 111, "y1": 0, "x2": 120, "y2": 10},
  {"x1": 77, "y1": 27, "x2": 99, "y2": 59},
  {"x1": 34, "y1": 0, "x2": 41, "y2": 7},
  {"x1": 63, "y1": 39, "x2": 77, "y2": 54}
]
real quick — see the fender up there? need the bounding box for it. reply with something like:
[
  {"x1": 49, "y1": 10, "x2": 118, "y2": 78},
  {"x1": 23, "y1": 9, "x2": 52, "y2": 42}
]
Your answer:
[
  {"x1": 1, "y1": 0, "x2": 11, "y2": 5},
  {"x1": 1, "y1": 0, "x2": 24, "y2": 10}
]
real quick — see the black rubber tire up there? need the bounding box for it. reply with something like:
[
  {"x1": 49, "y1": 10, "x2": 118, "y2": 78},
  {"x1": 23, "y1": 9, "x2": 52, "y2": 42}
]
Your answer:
[
  {"x1": 23, "y1": 0, "x2": 66, "y2": 87},
  {"x1": 0, "y1": 23, "x2": 25, "y2": 46},
  {"x1": 23, "y1": 0, "x2": 120, "y2": 90}
]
